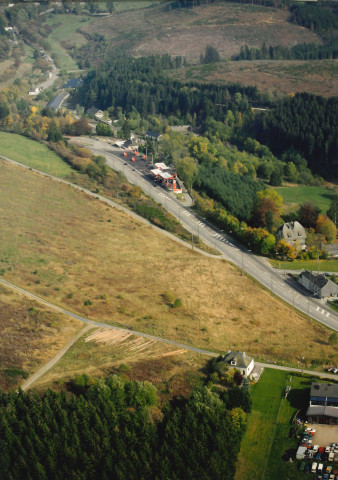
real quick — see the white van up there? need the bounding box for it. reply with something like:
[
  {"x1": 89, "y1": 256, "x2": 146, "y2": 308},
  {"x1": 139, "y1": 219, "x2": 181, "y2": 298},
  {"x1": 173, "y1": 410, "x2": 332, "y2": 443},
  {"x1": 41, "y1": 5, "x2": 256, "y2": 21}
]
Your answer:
[
  {"x1": 318, "y1": 463, "x2": 323, "y2": 473},
  {"x1": 311, "y1": 462, "x2": 318, "y2": 473}
]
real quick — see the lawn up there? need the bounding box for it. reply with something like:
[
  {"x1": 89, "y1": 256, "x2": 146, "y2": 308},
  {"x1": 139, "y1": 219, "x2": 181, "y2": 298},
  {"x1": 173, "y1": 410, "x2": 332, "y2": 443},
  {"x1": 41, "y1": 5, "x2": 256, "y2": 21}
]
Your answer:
[
  {"x1": 1, "y1": 161, "x2": 337, "y2": 369},
  {"x1": 0, "y1": 132, "x2": 72, "y2": 177},
  {"x1": 235, "y1": 369, "x2": 332, "y2": 480},
  {"x1": 274, "y1": 186, "x2": 336, "y2": 214},
  {"x1": 270, "y1": 258, "x2": 338, "y2": 273}
]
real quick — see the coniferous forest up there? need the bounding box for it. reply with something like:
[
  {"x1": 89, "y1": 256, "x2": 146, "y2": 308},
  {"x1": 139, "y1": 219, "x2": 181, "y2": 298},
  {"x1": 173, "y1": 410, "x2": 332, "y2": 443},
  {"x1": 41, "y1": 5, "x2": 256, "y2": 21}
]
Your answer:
[{"x1": 0, "y1": 375, "x2": 249, "y2": 480}]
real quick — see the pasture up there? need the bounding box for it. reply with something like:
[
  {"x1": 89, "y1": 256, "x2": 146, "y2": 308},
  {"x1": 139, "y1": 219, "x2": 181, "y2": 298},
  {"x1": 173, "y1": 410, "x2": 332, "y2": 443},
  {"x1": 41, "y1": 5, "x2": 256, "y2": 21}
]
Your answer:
[{"x1": 0, "y1": 132, "x2": 72, "y2": 177}]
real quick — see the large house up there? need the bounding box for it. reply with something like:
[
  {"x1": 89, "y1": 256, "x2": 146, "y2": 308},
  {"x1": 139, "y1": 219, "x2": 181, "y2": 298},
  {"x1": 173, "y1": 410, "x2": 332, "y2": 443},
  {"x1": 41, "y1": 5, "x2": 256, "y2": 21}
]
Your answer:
[
  {"x1": 298, "y1": 271, "x2": 338, "y2": 298},
  {"x1": 276, "y1": 221, "x2": 307, "y2": 249},
  {"x1": 220, "y1": 351, "x2": 254, "y2": 377},
  {"x1": 306, "y1": 383, "x2": 338, "y2": 425}
]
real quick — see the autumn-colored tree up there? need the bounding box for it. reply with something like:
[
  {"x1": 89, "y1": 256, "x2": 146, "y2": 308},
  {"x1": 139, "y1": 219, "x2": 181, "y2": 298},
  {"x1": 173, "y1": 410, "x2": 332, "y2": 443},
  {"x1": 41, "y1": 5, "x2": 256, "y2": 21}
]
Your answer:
[
  {"x1": 252, "y1": 197, "x2": 280, "y2": 229},
  {"x1": 276, "y1": 239, "x2": 297, "y2": 260},
  {"x1": 316, "y1": 214, "x2": 336, "y2": 243},
  {"x1": 298, "y1": 201, "x2": 320, "y2": 228}
]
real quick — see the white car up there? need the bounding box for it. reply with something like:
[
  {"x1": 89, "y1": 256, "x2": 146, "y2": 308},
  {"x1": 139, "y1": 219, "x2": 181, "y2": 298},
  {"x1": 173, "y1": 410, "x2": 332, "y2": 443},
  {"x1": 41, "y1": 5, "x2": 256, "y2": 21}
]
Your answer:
[
  {"x1": 311, "y1": 462, "x2": 318, "y2": 473},
  {"x1": 325, "y1": 446, "x2": 332, "y2": 453}
]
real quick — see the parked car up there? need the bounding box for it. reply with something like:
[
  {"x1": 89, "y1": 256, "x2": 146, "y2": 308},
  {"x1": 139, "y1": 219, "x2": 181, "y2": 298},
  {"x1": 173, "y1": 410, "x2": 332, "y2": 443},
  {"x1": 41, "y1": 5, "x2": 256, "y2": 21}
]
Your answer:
[
  {"x1": 305, "y1": 463, "x2": 311, "y2": 474},
  {"x1": 312, "y1": 462, "x2": 318, "y2": 473},
  {"x1": 326, "y1": 446, "x2": 332, "y2": 453},
  {"x1": 299, "y1": 461, "x2": 306, "y2": 471},
  {"x1": 326, "y1": 466, "x2": 333, "y2": 474},
  {"x1": 318, "y1": 463, "x2": 324, "y2": 473}
]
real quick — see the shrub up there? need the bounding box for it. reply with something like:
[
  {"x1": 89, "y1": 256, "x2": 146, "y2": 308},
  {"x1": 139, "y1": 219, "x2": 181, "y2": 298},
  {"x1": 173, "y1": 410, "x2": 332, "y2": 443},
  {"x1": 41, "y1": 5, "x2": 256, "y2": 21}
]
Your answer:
[{"x1": 172, "y1": 298, "x2": 182, "y2": 309}]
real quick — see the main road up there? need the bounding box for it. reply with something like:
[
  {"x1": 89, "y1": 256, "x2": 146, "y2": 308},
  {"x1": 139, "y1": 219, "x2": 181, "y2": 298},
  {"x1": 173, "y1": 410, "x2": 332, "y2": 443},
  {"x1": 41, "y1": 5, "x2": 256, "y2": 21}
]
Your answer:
[{"x1": 76, "y1": 136, "x2": 338, "y2": 333}]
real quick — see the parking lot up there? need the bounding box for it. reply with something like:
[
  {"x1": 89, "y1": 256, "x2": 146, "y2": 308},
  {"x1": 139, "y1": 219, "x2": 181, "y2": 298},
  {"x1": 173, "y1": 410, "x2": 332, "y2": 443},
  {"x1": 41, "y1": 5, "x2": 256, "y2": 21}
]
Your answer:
[{"x1": 310, "y1": 424, "x2": 338, "y2": 447}]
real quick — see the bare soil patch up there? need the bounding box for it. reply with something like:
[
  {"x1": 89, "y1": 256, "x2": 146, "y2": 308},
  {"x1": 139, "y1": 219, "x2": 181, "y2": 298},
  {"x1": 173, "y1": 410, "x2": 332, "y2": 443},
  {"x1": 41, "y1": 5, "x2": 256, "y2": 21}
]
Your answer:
[{"x1": 1, "y1": 161, "x2": 337, "y2": 369}]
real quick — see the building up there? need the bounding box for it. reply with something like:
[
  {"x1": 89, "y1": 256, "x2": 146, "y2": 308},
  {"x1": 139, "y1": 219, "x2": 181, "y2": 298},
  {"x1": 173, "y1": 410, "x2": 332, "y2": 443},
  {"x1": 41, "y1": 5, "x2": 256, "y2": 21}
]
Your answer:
[
  {"x1": 87, "y1": 107, "x2": 104, "y2": 120},
  {"x1": 28, "y1": 87, "x2": 40, "y2": 96},
  {"x1": 298, "y1": 271, "x2": 338, "y2": 298},
  {"x1": 220, "y1": 351, "x2": 254, "y2": 377},
  {"x1": 46, "y1": 91, "x2": 69, "y2": 111},
  {"x1": 63, "y1": 78, "x2": 83, "y2": 89},
  {"x1": 276, "y1": 221, "x2": 307, "y2": 249},
  {"x1": 145, "y1": 131, "x2": 162, "y2": 141},
  {"x1": 306, "y1": 383, "x2": 338, "y2": 425}
]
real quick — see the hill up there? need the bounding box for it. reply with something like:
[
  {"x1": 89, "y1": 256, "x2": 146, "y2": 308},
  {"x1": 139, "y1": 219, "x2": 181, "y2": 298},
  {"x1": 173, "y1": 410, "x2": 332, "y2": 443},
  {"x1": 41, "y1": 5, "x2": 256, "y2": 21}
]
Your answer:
[{"x1": 1, "y1": 159, "x2": 337, "y2": 373}]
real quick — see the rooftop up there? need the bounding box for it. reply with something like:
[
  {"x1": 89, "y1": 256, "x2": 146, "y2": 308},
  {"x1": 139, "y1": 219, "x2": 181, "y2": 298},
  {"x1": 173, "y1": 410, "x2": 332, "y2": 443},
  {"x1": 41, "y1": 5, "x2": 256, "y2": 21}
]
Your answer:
[
  {"x1": 310, "y1": 382, "x2": 338, "y2": 399},
  {"x1": 222, "y1": 351, "x2": 253, "y2": 369}
]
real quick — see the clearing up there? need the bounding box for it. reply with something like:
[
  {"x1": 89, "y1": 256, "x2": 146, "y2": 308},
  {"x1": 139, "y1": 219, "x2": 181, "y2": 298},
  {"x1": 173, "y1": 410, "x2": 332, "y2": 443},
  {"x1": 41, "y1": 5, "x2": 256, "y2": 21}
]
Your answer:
[
  {"x1": 173, "y1": 59, "x2": 338, "y2": 98},
  {"x1": 1, "y1": 159, "x2": 337, "y2": 369},
  {"x1": 0, "y1": 283, "x2": 82, "y2": 391},
  {"x1": 79, "y1": 2, "x2": 321, "y2": 62},
  {"x1": 274, "y1": 185, "x2": 336, "y2": 215}
]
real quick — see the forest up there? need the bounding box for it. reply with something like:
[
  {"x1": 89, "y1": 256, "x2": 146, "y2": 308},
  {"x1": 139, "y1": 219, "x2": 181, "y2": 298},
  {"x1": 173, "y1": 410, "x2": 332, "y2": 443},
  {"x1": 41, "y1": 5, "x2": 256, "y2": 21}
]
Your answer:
[{"x1": 0, "y1": 374, "x2": 249, "y2": 480}]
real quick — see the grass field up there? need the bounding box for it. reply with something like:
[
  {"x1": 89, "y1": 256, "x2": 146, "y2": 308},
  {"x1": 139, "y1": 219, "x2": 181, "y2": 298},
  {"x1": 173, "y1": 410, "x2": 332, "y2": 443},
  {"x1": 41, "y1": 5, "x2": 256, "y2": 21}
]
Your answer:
[
  {"x1": 0, "y1": 132, "x2": 72, "y2": 177},
  {"x1": 1, "y1": 160, "x2": 337, "y2": 370},
  {"x1": 235, "y1": 369, "x2": 333, "y2": 480},
  {"x1": 44, "y1": 14, "x2": 93, "y2": 70},
  {"x1": 274, "y1": 185, "x2": 336, "y2": 214},
  {"x1": 0, "y1": 284, "x2": 82, "y2": 391},
  {"x1": 270, "y1": 259, "x2": 338, "y2": 273}
]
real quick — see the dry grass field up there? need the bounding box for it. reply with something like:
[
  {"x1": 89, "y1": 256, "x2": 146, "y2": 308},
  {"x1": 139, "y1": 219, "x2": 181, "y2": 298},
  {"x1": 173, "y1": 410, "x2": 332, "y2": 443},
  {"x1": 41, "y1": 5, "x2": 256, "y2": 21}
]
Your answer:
[
  {"x1": 173, "y1": 59, "x2": 338, "y2": 98},
  {"x1": 81, "y1": 2, "x2": 321, "y2": 62},
  {"x1": 0, "y1": 283, "x2": 82, "y2": 391},
  {"x1": 1, "y1": 160, "x2": 337, "y2": 372}
]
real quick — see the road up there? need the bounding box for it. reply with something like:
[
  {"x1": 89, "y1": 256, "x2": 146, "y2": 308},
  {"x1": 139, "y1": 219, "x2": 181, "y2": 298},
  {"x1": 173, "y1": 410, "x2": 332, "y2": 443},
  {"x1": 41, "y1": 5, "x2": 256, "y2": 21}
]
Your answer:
[
  {"x1": 2, "y1": 278, "x2": 337, "y2": 387},
  {"x1": 74, "y1": 137, "x2": 338, "y2": 333}
]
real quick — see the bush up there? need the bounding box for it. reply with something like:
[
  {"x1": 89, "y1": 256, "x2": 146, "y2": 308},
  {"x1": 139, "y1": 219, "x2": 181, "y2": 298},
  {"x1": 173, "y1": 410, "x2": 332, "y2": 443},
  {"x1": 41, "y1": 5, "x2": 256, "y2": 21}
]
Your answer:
[{"x1": 172, "y1": 298, "x2": 182, "y2": 309}]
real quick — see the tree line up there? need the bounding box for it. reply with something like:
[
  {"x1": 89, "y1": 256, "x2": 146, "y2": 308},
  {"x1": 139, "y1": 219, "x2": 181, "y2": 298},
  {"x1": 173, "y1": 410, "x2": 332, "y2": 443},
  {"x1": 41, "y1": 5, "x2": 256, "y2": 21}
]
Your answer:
[
  {"x1": 0, "y1": 374, "x2": 248, "y2": 480},
  {"x1": 235, "y1": 40, "x2": 338, "y2": 61}
]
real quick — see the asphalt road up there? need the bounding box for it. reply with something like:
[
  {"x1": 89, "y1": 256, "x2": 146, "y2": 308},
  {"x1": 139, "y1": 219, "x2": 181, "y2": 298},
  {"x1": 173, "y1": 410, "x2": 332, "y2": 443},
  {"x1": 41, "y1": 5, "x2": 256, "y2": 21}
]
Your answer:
[{"x1": 76, "y1": 137, "x2": 338, "y2": 333}]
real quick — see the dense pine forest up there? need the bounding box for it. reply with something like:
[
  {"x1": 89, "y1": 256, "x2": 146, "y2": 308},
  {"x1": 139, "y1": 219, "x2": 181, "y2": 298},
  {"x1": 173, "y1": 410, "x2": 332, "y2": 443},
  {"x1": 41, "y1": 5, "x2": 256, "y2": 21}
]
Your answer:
[{"x1": 0, "y1": 375, "x2": 249, "y2": 480}]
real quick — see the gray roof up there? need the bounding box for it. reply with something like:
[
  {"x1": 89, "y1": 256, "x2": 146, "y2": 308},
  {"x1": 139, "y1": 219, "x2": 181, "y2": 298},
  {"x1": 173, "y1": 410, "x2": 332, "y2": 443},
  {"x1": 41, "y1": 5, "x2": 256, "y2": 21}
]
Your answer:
[
  {"x1": 277, "y1": 221, "x2": 306, "y2": 244},
  {"x1": 46, "y1": 91, "x2": 68, "y2": 111},
  {"x1": 306, "y1": 405, "x2": 338, "y2": 418},
  {"x1": 63, "y1": 77, "x2": 83, "y2": 89},
  {"x1": 222, "y1": 351, "x2": 253, "y2": 369},
  {"x1": 310, "y1": 382, "x2": 338, "y2": 399},
  {"x1": 300, "y1": 271, "x2": 329, "y2": 289},
  {"x1": 87, "y1": 106, "x2": 101, "y2": 115},
  {"x1": 145, "y1": 131, "x2": 162, "y2": 140}
]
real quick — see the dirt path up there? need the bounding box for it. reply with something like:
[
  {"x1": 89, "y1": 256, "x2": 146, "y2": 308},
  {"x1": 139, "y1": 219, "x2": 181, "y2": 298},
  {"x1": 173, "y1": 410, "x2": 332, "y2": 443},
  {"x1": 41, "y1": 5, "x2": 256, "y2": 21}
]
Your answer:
[{"x1": 20, "y1": 324, "x2": 95, "y2": 391}]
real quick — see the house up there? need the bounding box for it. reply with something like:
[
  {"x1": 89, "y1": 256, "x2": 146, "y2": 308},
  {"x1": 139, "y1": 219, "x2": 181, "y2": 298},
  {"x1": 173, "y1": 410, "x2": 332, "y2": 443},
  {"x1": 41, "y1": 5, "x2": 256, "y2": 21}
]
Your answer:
[
  {"x1": 28, "y1": 87, "x2": 40, "y2": 96},
  {"x1": 145, "y1": 131, "x2": 162, "y2": 141},
  {"x1": 306, "y1": 383, "x2": 338, "y2": 425},
  {"x1": 63, "y1": 78, "x2": 83, "y2": 89},
  {"x1": 87, "y1": 107, "x2": 104, "y2": 120},
  {"x1": 46, "y1": 91, "x2": 69, "y2": 111},
  {"x1": 298, "y1": 270, "x2": 338, "y2": 298},
  {"x1": 220, "y1": 350, "x2": 254, "y2": 377},
  {"x1": 276, "y1": 221, "x2": 307, "y2": 249}
]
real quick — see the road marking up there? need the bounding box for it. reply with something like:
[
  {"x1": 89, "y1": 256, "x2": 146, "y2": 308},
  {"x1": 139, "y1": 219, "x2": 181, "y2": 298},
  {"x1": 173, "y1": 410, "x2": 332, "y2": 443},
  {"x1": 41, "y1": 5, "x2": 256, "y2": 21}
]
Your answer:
[
  {"x1": 183, "y1": 211, "x2": 191, "y2": 217},
  {"x1": 326, "y1": 312, "x2": 330, "y2": 317},
  {"x1": 321, "y1": 309, "x2": 325, "y2": 314},
  {"x1": 316, "y1": 306, "x2": 320, "y2": 311}
]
